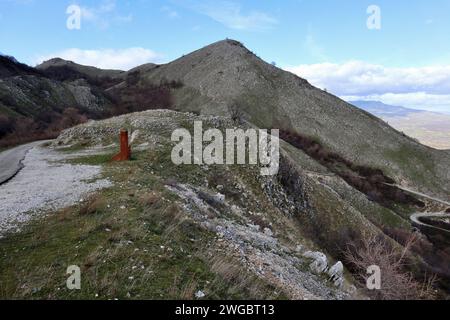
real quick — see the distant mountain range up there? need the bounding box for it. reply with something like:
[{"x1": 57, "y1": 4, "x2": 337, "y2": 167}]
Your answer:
[
  {"x1": 350, "y1": 100, "x2": 423, "y2": 117},
  {"x1": 350, "y1": 100, "x2": 450, "y2": 150}
]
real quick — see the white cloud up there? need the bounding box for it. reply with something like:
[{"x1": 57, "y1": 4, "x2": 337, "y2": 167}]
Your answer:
[
  {"x1": 36, "y1": 48, "x2": 164, "y2": 71},
  {"x1": 304, "y1": 27, "x2": 329, "y2": 61},
  {"x1": 286, "y1": 61, "x2": 450, "y2": 95},
  {"x1": 98, "y1": 0, "x2": 115, "y2": 12},
  {"x1": 187, "y1": 0, "x2": 277, "y2": 31},
  {"x1": 285, "y1": 61, "x2": 450, "y2": 113},
  {"x1": 77, "y1": 0, "x2": 132, "y2": 29},
  {"x1": 161, "y1": 6, "x2": 179, "y2": 19}
]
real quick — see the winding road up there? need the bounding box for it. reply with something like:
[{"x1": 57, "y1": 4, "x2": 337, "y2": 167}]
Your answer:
[
  {"x1": 410, "y1": 212, "x2": 450, "y2": 235},
  {"x1": 0, "y1": 141, "x2": 46, "y2": 185},
  {"x1": 385, "y1": 183, "x2": 450, "y2": 237},
  {"x1": 387, "y1": 184, "x2": 450, "y2": 207}
]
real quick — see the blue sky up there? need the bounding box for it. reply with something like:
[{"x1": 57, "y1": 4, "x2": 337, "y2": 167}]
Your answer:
[{"x1": 1, "y1": 0, "x2": 450, "y2": 112}]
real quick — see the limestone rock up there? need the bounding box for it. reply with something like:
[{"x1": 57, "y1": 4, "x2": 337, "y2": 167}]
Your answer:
[
  {"x1": 303, "y1": 251, "x2": 328, "y2": 274},
  {"x1": 328, "y1": 261, "x2": 344, "y2": 288}
]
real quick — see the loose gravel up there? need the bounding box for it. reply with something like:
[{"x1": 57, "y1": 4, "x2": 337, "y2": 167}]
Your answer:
[{"x1": 0, "y1": 145, "x2": 112, "y2": 237}]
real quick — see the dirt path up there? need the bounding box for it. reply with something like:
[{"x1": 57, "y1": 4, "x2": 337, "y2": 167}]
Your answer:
[{"x1": 390, "y1": 184, "x2": 450, "y2": 207}]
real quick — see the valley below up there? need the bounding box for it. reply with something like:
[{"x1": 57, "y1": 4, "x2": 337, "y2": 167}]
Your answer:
[{"x1": 350, "y1": 101, "x2": 450, "y2": 150}]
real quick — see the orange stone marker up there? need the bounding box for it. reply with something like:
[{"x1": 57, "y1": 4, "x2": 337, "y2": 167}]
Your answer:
[{"x1": 112, "y1": 129, "x2": 131, "y2": 161}]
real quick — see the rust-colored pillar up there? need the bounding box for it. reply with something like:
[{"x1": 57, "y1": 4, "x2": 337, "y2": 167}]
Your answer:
[{"x1": 112, "y1": 129, "x2": 131, "y2": 161}]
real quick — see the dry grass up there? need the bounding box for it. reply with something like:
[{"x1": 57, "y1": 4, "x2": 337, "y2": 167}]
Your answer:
[
  {"x1": 180, "y1": 279, "x2": 198, "y2": 300},
  {"x1": 138, "y1": 192, "x2": 161, "y2": 207},
  {"x1": 79, "y1": 194, "x2": 107, "y2": 216},
  {"x1": 158, "y1": 204, "x2": 189, "y2": 240},
  {"x1": 210, "y1": 256, "x2": 242, "y2": 283},
  {"x1": 208, "y1": 254, "x2": 276, "y2": 299},
  {"x1": 168, "y1": 276, "x2": 198, "y2": 300}
]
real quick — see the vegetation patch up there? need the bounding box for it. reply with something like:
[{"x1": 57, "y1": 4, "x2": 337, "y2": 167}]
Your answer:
[
  {"x1": 67, "y1": 153, "x2": 116, "y2": 166},
  {"x1": 279, "y1": 130, "x2": 424, "y2": 209},
  {"x1": 344, "y1": 233, "x2": 436, "y2": 300}
]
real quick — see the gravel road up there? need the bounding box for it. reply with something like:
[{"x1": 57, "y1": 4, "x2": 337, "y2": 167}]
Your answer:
[{"x1": 0, "y1": 144, "x2": 112, "y2": 237}]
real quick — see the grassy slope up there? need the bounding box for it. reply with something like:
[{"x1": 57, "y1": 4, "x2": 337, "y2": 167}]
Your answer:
[
  {"x1": 0, "y1": 148, "x2": 281, "y2": 300},
  {"x1": 0, "y1": 110, "x2": 430, "y2": 299}
]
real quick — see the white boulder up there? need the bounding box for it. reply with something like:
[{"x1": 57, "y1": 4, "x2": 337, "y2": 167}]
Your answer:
[
  {"x1": 327, "y1": 261, "x2": 344, "y2": 288},
  {"x1": 303, "y1": 251, "x2": 328, "y2": 274}
]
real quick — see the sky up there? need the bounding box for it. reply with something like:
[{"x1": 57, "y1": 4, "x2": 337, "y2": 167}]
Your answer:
[{"x1": 1, "y1": 0, "x2": 450, "y2": 113}]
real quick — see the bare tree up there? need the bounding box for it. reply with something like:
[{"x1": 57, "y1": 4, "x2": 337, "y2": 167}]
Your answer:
[
  {"x1": 344, "y1": 233, "x2": 436, "y2": 300},
  {"x1": 228, "y1": 104, "x2": 245, "y2": 124},
  {"x1": 60, "y1": 107, "x2": 88, "y2": 128}
]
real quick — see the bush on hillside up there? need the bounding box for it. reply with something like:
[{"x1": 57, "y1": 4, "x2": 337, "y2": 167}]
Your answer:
[{"x1": 344, "y1": 233, "x2": 436, "y2": 300}]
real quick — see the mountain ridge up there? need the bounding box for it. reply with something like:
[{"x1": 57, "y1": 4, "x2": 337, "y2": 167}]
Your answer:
[
  {"x1": 126, "y1": 39, "x2": 449, "y2": 198},
  {"x1": 1, "y1": 39, "x2": 449, "y2": 199}
]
